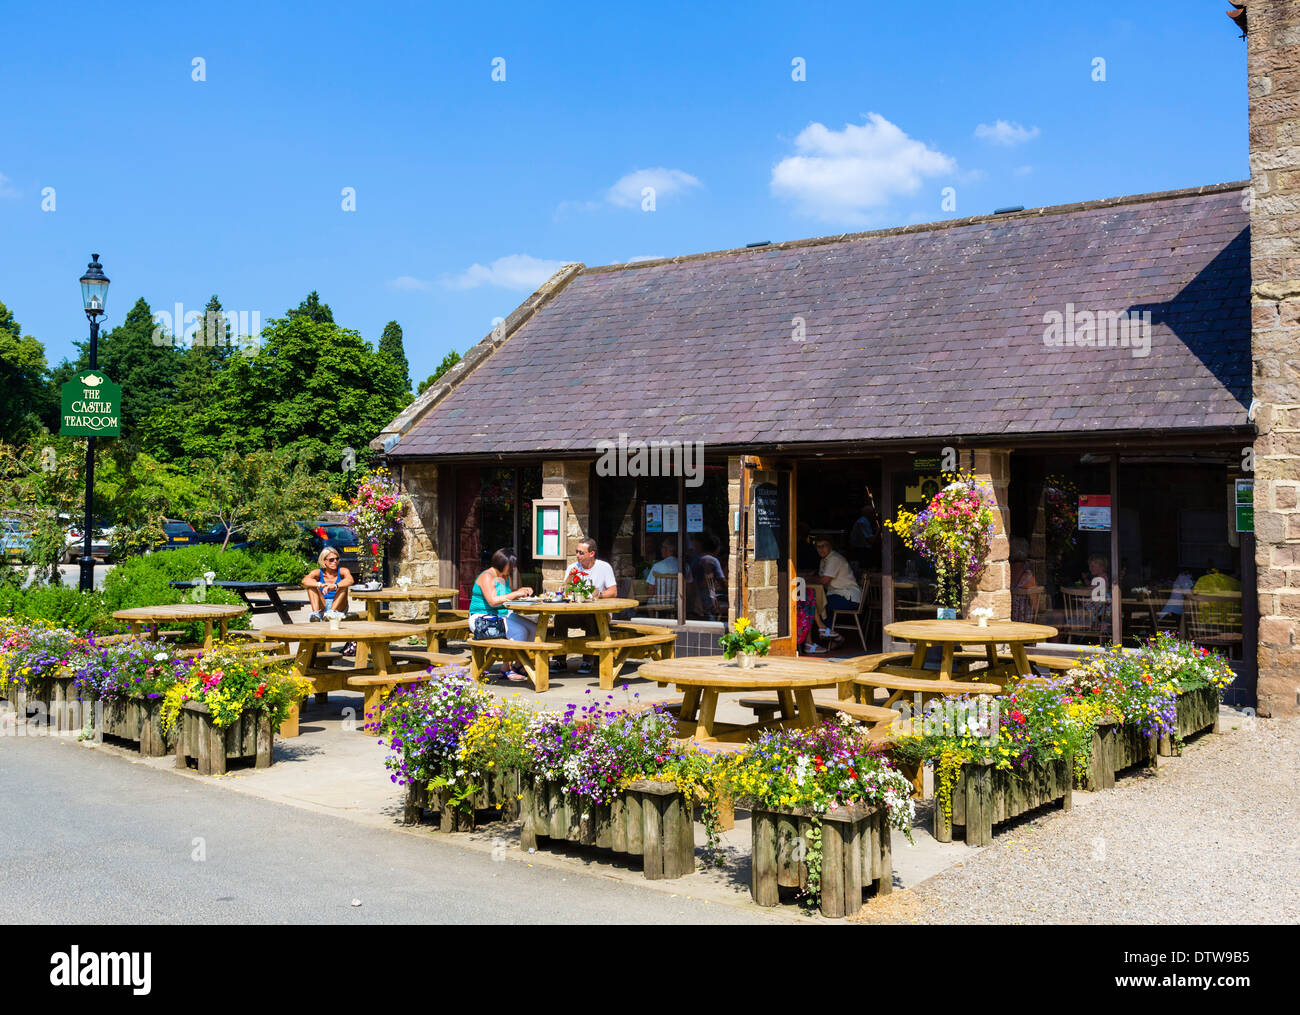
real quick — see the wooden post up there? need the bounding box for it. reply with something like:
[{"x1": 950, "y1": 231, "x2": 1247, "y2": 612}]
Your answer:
[
  {"x1": 610, "y1": 795, "x2": 627, "y2": 853},
  {"x1": 625, "y1": 791, "x2": 644, "y2": 856},
  {"x1": 964, "y1": 761, "x2": 992, "y2": 847},
  {"x1": 641, "y1": 792, "x2": 664, "y2": 879},
  {"x1": 776, "y1": 814, "x2": 800, "y2": 887},
  {"x1": 876, "y1": 811, "x2": 893, "y2": 895},
  {"x1": 595, "y1": 803, "x2": 612, "y2": 849},
  {"x1": 820, "y1": 817, "x2": 847, "y2": 919},
  {"x1": 752, "y1": 810, "x2": 779, "y2": 907},
  {"x1": 547, "y1": 783, "x2": 564, "y2": 839},
  {"x1": 520, "y1": 781, "x2": 538, "y2": 850}
]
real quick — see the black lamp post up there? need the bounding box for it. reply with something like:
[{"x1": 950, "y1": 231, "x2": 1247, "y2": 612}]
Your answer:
[{"x1": 77, "y1": 254, "x2": 109, "y2": 592}]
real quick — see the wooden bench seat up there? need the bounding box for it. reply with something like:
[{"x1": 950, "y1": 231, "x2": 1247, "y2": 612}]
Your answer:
[
  {"x1": 853, "y1": 672, "x2": 1001, "y2": 708},
  {"x1": 389, "y1": 650, "x2": 467, "y2": 669},
  {"x1": 468, "y1": 638, "x2": 565, "y2": 692},
  {"x1": 583, "y1": 628, "x2": 676, "y2": 689}
]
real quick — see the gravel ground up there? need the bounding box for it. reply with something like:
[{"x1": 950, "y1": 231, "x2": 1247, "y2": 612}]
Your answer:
[{"x1": 887, "y1": 708, "x2": 1300, "y2": 924}]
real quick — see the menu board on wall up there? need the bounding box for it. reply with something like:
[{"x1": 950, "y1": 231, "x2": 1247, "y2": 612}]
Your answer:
[
  {"x1": 754, "y1": 481, "x2": 781, "y2": 561},
  {"x1": 1235, "y1": 479, "x2": 1254, "y2": 533},
  {"x1": 538, "y1": 505, "x2": 560, "y2": 557},
  {"x1": 1078, "y1": 494, "x2": 1111, "y2": 532},
  {"x1": 662, "y1": 504, "x2": 679, "y2": 532},
  {"x1": 645, "y1": 503, "x2": 662, "y2": 533},
  {"x1": 686, "y1": 503, "x2": 704, "y2": 533}
]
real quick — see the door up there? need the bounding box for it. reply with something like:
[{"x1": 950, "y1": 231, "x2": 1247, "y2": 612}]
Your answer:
[{"x1": 740, "y1": 456, "x2": 798, "y2": 656}]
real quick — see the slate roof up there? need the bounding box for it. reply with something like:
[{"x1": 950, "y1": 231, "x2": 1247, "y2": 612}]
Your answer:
[{"x1": 391, "y1": 182, "x2": 1252, "y2": 459}]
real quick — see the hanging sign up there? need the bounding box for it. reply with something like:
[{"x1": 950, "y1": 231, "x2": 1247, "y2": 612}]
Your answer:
[
  {"x1": 754, "y1": 481, "x2": 781, "y2": 561},
  {"x1": 60, "y1": 372, "x2": 122, "y2": 437},
  {"x1": 1078, "y1": 494, "x2": 1111, "y2": 532},
  {"x1": 1235, "y1": 479, "x2": 1254, "y2": 533}
]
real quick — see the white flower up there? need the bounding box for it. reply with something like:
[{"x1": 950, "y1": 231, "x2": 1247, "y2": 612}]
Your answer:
[
  {"x1": 203, "y1": 571, "x2": 216, "y2": 583},
  {"x1": 153, "y1": 652, "x2": 168, "y2": 661}
]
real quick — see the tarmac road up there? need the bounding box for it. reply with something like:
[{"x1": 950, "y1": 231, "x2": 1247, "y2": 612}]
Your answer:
[{"x1": 0, "y1": 734, "x2": 783, "y2": 925}]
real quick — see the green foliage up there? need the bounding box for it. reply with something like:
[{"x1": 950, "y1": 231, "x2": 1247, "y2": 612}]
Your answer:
[
  {"x1": 286, "y1": 291, "x2": 334, "y2": 324},
  {"x1": 0, "y1": 301, "x2": 51, "y2": 443},
  {"x1": 104, "y1": 545, "x2": 309, "y2": 590},
  {"x1": 417, "y1": 349, "x2": 461, "y2": 394},
  {"x1": 0, "y1": 583, "x2": 110, "y2": 631},
  {"x1": 97, "y1": 297, "x2": 182, "y2": 442},
  {"x1": 378, "y1": 320, "x2": 411, "y2": 393}
]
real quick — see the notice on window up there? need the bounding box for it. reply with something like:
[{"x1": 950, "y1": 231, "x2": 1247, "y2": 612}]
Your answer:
[
  {"x1": 1235, "y1": 479, "x2": 1254, "y2": 533},
  {"x1": 1078, "y1": 494, "x2": 1111, "y2": 532},
  {"x1": 662, "y1": 504, "x2": 679, "y2": 533},
  {"x1": 754, "y1": 482, "x2": 781, "y2": 561},
  {"x1": 539, "y1": 506, "x2": 561, "y2": 557},
  {"x1": 686, "y1": 503, "x2": 704, "y2": 533},
  {"x1": 645, "y1": 503, "x2": 662, "y2": 533}
]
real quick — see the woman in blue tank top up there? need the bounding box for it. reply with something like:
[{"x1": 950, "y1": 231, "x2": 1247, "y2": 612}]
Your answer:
[{"x1": 469, "y1": 548, "x2": 537, "y2": 680}]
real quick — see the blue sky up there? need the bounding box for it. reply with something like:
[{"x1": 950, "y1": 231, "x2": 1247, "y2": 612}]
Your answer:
[{"x1": 0, "y1": 0, "x2": 1247, "y2": 387}]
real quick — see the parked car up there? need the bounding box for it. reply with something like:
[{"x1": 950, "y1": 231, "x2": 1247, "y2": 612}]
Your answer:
[
  {"x1": 62, "y1": 516, "x2": 114, "y2": 563},
  {"x1": 1, "y1": 518, "x2": 31, "y2": 562},
  {"x1": 295, "y1": 521, "x2": 362, "y2": 570},
  {"x1": 148, "y1": 519, "x2": 198, "y2": 553},
  {"x1": 198, "y1": 521, "x2": 251, "y2": 552}
]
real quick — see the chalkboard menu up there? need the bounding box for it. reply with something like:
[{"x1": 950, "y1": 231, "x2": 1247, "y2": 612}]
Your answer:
[{"x1": 754, "y1": 481, "x2": 781, "y2": 561}]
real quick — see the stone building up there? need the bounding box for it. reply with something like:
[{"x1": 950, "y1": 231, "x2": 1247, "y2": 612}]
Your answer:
[{"x1": 375, "y1": 2, "x2": 1299, "y2": 714}]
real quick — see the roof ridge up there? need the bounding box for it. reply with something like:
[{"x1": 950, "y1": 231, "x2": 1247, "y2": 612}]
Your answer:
[{"x1": 582, "y1": 180, "x2": 1250, "y2": 274}]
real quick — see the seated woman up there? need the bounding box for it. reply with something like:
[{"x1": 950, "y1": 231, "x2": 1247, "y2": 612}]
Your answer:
[
  {"x1": 469, "y1": 548, "x2": 537, "y2": 681},
  {"x1": 304, "y1": 548, "x2": 354, "y2": 620}
]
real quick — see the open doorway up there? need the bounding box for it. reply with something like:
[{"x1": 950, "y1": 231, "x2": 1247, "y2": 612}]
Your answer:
[{"x1": 793, "y1": 457, "x2": 884, "y2": 657}]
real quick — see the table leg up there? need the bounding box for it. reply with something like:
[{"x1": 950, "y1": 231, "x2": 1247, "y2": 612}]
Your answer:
[
  {"x1": 679, "y1": 686, "x2": 701, "y2": 723},
  {"x1": 355, "y1": 602, "x2": 379, "y2": 669},
  {"x1": 911, "y1": 641, "x2": 928, "y2": 668},
  {"x1": 939, "y1": 642, "x2": 955, "y2": 681},
  {"x1": 203, "y1": 621, "x2": 215, "y2": 652},
  {"x1": 1009, "y1": 643, "x2": 1033, "y2": 678},
  {"x1": 793, "y1": 688, "x2": 818, "y2": 728},
  {"x1": 531, "y1": 611, "x2": 553, "y2": 693},
  {"x1": 283, "y1": 642, "x2": 316, "y2": 739},
  {"x1": 267, "y1": 589, "x2": 293, "y2": 626},
  {"x1": 777, "y1": 689, "x2": 797, "y2": 719},
  {"x1": 694, "y1": 689, "x2": 719, "y2": 739}
]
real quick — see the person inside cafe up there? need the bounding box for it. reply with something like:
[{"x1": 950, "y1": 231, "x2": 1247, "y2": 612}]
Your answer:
[
  {"x1": 304, "y1": 548, "x2": 354, "y2": 620},
  {"x1": 469, "y1": 548, "x2": 536, "y2": 681},
  {"x1": 1009, "y1": 537, "x2": 1042, "y2": 622},
  {"x1": 645, "y1": 536, "x2": 679, "y2": 606},
  {"x1": 849, "y1": 501, "x2": 881, "y2": 572},
  {"x1": 557, "y1": 536, "x2": 618, "y2": 675},
  {"x1": 814, "y1": 536, "x2": 861, "y2": 642},
  {"x1": 688, "y1": 532, "x2": 726, "y2": 620}
]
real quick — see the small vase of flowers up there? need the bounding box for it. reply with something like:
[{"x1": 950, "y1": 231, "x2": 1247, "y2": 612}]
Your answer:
[
  {"x1": 564, "y1": 575, "x2": 595, "y2": 603},
  {"x1": 324, "y1": 610, "x2": 345, "y2": 631},
  {"x1": 720, "y1": 617, "x2": 770, "y2": 668},
  {"x1": 970, "y1": 606, "x2": 994, "y2": 628}
]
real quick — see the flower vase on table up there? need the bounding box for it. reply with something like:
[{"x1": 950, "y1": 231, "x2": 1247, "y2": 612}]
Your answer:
[
  {"x1": 720, "y1": 617, "x2": 770, "y2": 667},
  {"x1": 564, "y1": 576, "x2": 595, "y2": 604}
]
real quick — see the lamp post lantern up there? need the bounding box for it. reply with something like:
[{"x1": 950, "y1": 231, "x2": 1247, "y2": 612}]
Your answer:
[{"x1": 77, "y1": 254, "x2": 109, "y2": 592}]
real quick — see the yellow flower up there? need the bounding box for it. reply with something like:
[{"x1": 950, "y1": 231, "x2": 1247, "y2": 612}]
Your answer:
[{"x1": 734, "y1": 617, "x2": 750, "y2": 633}]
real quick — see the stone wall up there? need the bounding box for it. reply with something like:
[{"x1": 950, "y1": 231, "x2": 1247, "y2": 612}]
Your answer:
[
  {"x1": 970, "y1": 450, "x2": 1012, "y2": 619},
  {"x1": 390, "y1": 462, "x2": 441, "y2": 619},
  {"x1": 540, "y1": 460, "x2": 592, "y2": 589},
  {"x1": 727, "y1": 456, "x2": 742, "y2": 626},
  {"x1": 1248, "y1": 0, "x2": 1300, "y2": 716}
]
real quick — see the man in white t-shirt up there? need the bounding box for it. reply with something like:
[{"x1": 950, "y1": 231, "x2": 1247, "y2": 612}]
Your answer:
[
  {"x1": 815, "y1": 538, "x2": 861, "y2": 641},
  {"x1": 559, "y1": 537, "x2": 618, "y2": 674}
]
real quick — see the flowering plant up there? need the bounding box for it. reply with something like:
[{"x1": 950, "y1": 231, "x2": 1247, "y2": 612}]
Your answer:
[
  {"x1": 883, "y1": 471, "x2": 996, "y2": 611},
  {"x1": 159, "y1": 643, "x2": 308, "y2": 734},
  {"x1": 718, "y1": 616, "x2": 770, "y2": 659},
  {"x1": 1136, "y1": 632, "x2": 1235, "y2": 695},
  {"x1": 72, "y1": 639, "x2": 192, "y2": 703},
  {"x1": 1071, "y1": 646, "x2": 1177, "y2": 738},
  {"x1": 0, "y1": 620, "x2": 88, "y2": 697},
  {"x1": 970, "y1": 606, "x2": 994, "y2": 621},
  {"x1": 563, "y1": 574, "x2": 595, "y2": 600}
]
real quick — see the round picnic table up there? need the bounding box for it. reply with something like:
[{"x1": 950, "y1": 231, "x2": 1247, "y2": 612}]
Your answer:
[
  {"x1": 350, "y1": 585, "x2": 459, "y2": 664},
  {"x1": 112, "y1": 603, "x2": 247, "y2": 651},
  {"x1": 636, "y1": 654, "x2": 856, "y2": 744},
  {"x1": 261, "y1": 621, "x2": 434, "y2": 738},
  {"x1": 507, "y1": 598, "x2": 641, "y2": 690},
  {"x1": 883, "y1": 619, "x2": 1058, "y2": 681}
]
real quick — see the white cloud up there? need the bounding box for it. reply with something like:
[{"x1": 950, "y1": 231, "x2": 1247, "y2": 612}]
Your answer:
[
  {"x1": 0, "y1": 173, "x2": 18, "y2": 199},
  {"x1": 974, "y1": 120, "x2": 1041, "y2": 146},
  {"x1": 442, "y1": 254, "x2": 568, "y2": 292},
  {"x1": 606, "y1": 168, "x2": 702, "y2": 208},
  {"x1": 1013, "y1": 165, "x2": 1034, "y2": 177},
  {"x1": 770, "y1": 114, "x2": 957, "y2": 223},
  {"x1": 625, "y1": 254, "x2": 668, "y2": 264},
  {"x1": 387, "y1": 275, "x2": 432, "y2": 292}
]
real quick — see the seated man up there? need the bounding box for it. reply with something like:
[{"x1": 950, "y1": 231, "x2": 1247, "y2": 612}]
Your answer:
[
  {"x1": 557, "y1": 536, "x2": 618, "y2": 675},
  {"x1": 645, "y1": 537, "x2": 679, "y2": 605},
  {"x1": 303, "y1": 548, "x2": 354, "y2": 620},
  {"x1": 815, "y1": 537, "x2": 860, "y2": 642}
]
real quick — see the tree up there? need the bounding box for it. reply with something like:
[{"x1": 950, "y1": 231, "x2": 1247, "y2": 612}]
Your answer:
[
  {"x1": 378, "y1": 320, "x2": 411, "y2": 393},
  {"x1": 286, "y1": 291, "x2": 334, "y2": 324},
  {"x1": 0, "y1": 301, "x2": 51, "y2": 442},
  {"x1": 196, "y1": 448, "x2": 331, "y2": 554},
  {"x1": 142, "y1": 295, "x2": 233, "y2": 460},
  {"x1": 96, "y1": 297, "x2": 181, "y2": 442},
  {"x1": 417, "y1": 349, "x2": 462, "y2": 394}
]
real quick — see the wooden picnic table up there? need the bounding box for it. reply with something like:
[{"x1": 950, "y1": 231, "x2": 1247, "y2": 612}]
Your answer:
[
  {"x1": 508, "y1": 597, "x2": 641, "y2": 690},
  {"x1": 261, "y1": 621, "x2": 432, "y2": 738},
  {"x1": 112, "y1": 603, "x2": 247, "y2": 651},
  {"x1": 883, "y1": 619, "x2": 1058, "y2": 682},
  {"x1": 350, "y1": 585, "x2": 459, "y2": 665},
  {"x1": 636, "y1": 655, "x2": 856, "y2": 744},
  {"x1": 169, "y1": 580, "x2": 305, "y2": 625}
]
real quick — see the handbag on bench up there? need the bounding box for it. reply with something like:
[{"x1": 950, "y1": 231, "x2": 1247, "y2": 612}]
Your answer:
[{"x1": 472, "y1": 614, "x2": 507, "y2": 640}]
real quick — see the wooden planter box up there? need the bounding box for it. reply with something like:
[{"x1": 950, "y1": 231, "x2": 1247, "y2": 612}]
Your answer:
[
  {"x1": 933, "y1": 754, "x2": 1073, "y2": 847},
  {"x1": 1158, "y1": 685, "x2": 1221, "y2": 757},
  {"x1": 48, "y1": 673, "x2": 87, "y2": 733},
  {"x1": 403, "y1": 769, "x2": 521, "y2": 832},
  {"x1": 752, "y1": 803, "x2": 893, "y2": 919},
  {"x1": 519, "y1": 777, "x2": 695, "y2": 880},
  {"x1": 174, "y1": 701, "x2": 272, "y2": 775},
  {"x1": 98, "y1": 697, "x2": 171, "y2": 757},
  {"x1": 1077, "y1": 719, "x2": 1157, "y2": 791},
  {"x1": 1, "y1": 669, "x2": 55, "y2": 720}
]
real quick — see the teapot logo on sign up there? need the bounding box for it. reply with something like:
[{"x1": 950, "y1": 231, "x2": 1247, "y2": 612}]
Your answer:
[{"x1": 60, "y1": 372, "x2": 122, "y2": 437}]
